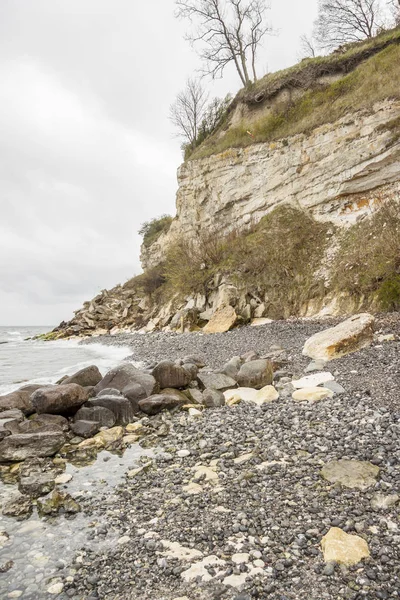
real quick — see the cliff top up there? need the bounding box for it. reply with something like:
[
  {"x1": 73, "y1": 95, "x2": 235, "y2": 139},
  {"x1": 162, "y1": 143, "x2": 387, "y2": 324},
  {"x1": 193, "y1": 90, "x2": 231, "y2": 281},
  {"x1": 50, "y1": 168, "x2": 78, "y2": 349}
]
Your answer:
[{"x1": 189, "y1": 26, "x2": 400, "y2": 160}]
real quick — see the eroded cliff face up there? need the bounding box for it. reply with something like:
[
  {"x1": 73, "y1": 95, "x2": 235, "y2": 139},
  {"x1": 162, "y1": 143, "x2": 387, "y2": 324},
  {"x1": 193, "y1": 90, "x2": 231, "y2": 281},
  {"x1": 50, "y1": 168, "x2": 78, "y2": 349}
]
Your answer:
[{"x1": 142, "y1": 100, "x2": 400, "y2": 269}]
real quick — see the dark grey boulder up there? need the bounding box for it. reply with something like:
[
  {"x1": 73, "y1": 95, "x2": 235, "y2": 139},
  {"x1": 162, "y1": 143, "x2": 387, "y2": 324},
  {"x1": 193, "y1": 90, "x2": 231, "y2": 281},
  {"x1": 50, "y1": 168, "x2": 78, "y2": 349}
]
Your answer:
[
  {"x1": 18, "y1": 472, "x2": 55, "y2": 498},
  {"x1": 182, "y1": 355, "x2": 206, "y2": 368},
  {"x1": 182, "y1": 363, "x2": 199, "y2": 380},
  {"x1": 31, "y1": 383, "x2": 89, "y2": 415},
  {"x1": 62, "y1": 365, "x2": 102, "y2": 387},
  {"x1": 0, "y1": 390, "x2": 34, "y2": 415},
  {"x1": 0, "y1": 409, "x2": 24, "y2": 421},
  {"x1": 122, "y1": 382, "x2": 147, "y2": 412},
  {"x1": 33, "y1": 414, "x2": 69, "y2": 432},
  {"x1": 220, "y1": 356, "x2": 242, "y2": 379},
  {"x1": 71, "y1": 420, "x2": 100, "y2": 438},
  {"x1": 97, "y1": 388, "x2": 123, "y2": 398},
  {"x1": 74, "y1": 405, "x2": 116, "y2": 428},
  {"x1": 94, "y1": 364, "x2": 157, "y2": 397},
  {"x1": 197, "y1": 372, "x2": 237, "y2": 391},
  {"x1": 19, "y1": 384, "x2": 54, "y2": 394},
  {"x1": 87, "y1": 396, "x2": 134, "y2": 426},
  {"x1": 236, "y1": 359, "x2": 274, "y2": 389},
  {"x1": 202, "y1": 389, "x2": 226, "y2": 408},
  {"x1": 0, "y1": 431, "x2": 66, "y2": 462},
  {"x1": 152, "y1": 361, "x2": 192, "y2": 389},
  {"x1": 138, "y1": 394, "x2": 184, "y2": 416}
]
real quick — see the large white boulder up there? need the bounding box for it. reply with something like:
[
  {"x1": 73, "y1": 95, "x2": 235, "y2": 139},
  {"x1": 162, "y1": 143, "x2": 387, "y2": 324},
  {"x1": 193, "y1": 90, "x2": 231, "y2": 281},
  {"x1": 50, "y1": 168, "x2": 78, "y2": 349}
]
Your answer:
[{"x1": 302, "y1": 313, "x2": 375, "y2": 361}]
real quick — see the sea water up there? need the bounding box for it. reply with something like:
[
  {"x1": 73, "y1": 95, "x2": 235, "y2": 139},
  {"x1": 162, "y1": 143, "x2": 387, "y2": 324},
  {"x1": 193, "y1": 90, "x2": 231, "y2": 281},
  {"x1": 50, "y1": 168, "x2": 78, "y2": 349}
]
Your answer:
[{"x1": 0, "y1": 326, "x2": 132, "y2": 395}]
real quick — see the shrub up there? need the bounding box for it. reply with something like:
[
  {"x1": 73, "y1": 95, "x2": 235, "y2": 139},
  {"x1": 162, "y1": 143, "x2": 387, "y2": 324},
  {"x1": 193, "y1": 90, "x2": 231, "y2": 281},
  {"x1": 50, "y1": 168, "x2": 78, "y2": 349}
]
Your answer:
[
  {"x1": 139, "y1": 215, "x2": 173, "y2": 248},
  {"x1": 332, "y1": 201, "x2": 400, "y2": 309}
]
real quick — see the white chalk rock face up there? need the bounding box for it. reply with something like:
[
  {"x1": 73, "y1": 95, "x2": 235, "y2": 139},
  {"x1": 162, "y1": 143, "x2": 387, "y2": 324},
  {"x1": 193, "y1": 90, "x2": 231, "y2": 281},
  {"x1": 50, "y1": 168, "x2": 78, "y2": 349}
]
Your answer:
[{"x1": 302, "y1": 313, "x2": 375, "y2": 361}]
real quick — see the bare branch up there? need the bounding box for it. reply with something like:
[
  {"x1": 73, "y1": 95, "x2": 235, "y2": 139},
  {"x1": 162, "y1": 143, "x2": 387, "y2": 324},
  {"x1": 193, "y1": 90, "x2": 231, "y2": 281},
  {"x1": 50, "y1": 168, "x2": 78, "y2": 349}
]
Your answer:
[
  {"x1": 175, "y1": 0, "x2": 272, "y2": 87},
  {"x1": 169, "y1": 78, "x2": 209, "y2": 148}
]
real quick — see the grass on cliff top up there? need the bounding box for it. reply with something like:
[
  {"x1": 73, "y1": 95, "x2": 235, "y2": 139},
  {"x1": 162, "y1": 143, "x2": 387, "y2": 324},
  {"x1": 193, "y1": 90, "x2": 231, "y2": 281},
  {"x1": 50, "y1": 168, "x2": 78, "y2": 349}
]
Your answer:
[
  {"x1": 190, "y1": 29, "x2": 400, "y2": 160},
  {"x1": 332, "y1": 201, "x2": 400, "y2": 311},
  {"x1": 164, "y1": 205, "x2": 331, "y2": 318},
  {"x1": 139, "y1": 215, "x2": 173, "y2": 248}
]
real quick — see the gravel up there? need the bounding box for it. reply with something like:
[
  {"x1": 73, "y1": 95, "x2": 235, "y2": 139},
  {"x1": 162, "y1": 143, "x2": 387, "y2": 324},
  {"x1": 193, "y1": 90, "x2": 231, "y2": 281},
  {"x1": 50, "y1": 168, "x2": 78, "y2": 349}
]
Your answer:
[{"x1": 57, "y1": 314, "x2": 400, "y2": 599}]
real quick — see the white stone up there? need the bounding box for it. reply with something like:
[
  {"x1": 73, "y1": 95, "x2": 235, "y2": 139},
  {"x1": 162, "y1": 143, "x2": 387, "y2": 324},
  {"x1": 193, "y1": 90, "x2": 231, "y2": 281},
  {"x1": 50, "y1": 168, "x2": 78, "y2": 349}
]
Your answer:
[
  {"x1": 47, "y1": 583, "x2": 64, "y2": 595},
  {"x1": 250, "y1": 318, "x2": 274, "y2": 326},
  {"x1": 192, "y1": 465, "x2": 219, "y2": 482},
  {"x1": 161, "y1": 541, "x2": 203, "y2": 561},
  {"x1": 232, "y1": 552, "x2": 250, "y2": 564},
  {"x1": 292, "y1": 372, "x2": 334, "y2": 388},
  {"x1": 233, "y1": 453, "x2": 254, "y2": 465},
  {"x1": 55, "y1": 473, "x2": 73, "y2": 485},
  {"x1": 188, "y1": 408, "x2": 202, "y2": 418},
  {"x1": 8, "y1": 592, "x2": 23, "y2": 598},
  {"x1": 371, "y1": 493, "x2": 399, "y2": 510},
  {"x1": 292, "y1": 387, "x2": 334, "y2": 402},
  {"x1": 303, "y1": 314, "x2": 375, "y2": 361},
  {"x1": 181, "y1": 555, "x2": 226, "y2": 582},
  {"x1": 118, "y1": 536, "x2": 130, "y2": 545},
  {"x1": 182, "y1": 482, "x2": 203, "y2": 495},
  {"x1": 177, "y1": 449, "x2": 191, "y2": 458}
]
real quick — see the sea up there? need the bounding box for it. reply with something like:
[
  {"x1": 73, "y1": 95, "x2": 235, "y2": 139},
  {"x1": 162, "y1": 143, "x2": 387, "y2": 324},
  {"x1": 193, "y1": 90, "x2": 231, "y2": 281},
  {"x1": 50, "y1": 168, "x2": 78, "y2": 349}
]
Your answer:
[{"x1": 0, "y1": 326, "x2": 131, "y2": 396}]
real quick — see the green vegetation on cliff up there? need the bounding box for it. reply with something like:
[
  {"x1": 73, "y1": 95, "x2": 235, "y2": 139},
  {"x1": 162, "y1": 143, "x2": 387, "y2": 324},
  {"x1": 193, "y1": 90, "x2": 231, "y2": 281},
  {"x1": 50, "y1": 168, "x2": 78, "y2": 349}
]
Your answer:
[{"x1": 189, "y1": 27, "x2": 400, "y2": 160}]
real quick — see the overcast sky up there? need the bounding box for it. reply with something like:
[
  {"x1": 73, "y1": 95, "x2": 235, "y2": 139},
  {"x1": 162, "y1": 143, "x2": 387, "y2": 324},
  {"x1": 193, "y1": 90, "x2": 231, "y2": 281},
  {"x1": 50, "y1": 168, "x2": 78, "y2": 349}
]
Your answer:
[{"x1": 0, "y1": 0, "x2": 318, "y2": 326}]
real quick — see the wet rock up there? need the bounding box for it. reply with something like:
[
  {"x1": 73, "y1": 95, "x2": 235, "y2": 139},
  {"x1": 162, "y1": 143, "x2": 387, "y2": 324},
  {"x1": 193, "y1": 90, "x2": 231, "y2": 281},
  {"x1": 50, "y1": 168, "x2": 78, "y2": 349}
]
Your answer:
[
  {"x1": 0, "y1": 390, "x2": 34, "y2": 415},
  {"x1": 202, "y1": 389, "x2": 225, "y2": 408},
  {"x1": 303, "y1": 313, "x2": 375, "y2": 360},
  {"x1": 62, "y1": 365, "x2": 102, "y2": 387},
  {"x1": 138, "y1": 394, "x2": 184, "y2": 416},
  {"x1": 94, "y1": 364, "x2": 157, "y2": 397},
  {"x1": 96, "y1": 387, "x2": 123, "y2": 397},
  {"x1": 321, "y1": 459, "x2": 379, "y2": 491},
  {"x1": 0, "y1": 409, "x2": 24, "y2": 421},
  {"x1": 197, "y1": 372, "x2": 237, "y2": 391},
  {"x1": 152, "y1": 360, "x2": 192, "y2": 389},
  {"x1": 236, "y1": 359, "x2": 274, "y2": 389},
  {"x1": 31, "y1": 384, "x2": 89, "y2": 415},
  {"x1": 18, "y1": 472, "x2": 55, "y2": 498},
  {"x1": 87, "y1": 396, "x2": 134, "y2": 426},
  {"x1": 70, "y1": 420, "x2": 100, "y2": 438},
  {"x1": 122, "y1": 382, "x2": 147, "y2": 411},
  {"x1": 74, "y1": 405, "x2": 116, "y2": 428},
  {"x1": 2, "y1": 492, "x2": 33, "y2": 519},
  {"x1": 93, "y1": 426, "x2": 124, "y2": 448},
  {"x1": 321, "y1": 527, "x2": 370, "y2": 566},
  {"x1": 0, "y1": 431, "x2": 66, "y2": 462},
  {"x1": 203, "y1": 305, "x2": 238, "y2": 334},
  {"x1": 37, "y1": 490, "x2": 81, "y2": 516},
  {"x1": 32, "y1": 414, "x2": 70, "y2": 432}
]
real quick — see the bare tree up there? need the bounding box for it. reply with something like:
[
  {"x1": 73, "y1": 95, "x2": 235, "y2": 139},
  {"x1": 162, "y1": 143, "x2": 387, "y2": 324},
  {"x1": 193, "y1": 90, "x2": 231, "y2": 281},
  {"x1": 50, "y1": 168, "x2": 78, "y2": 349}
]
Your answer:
[
  {"x1": 299, "y1": 33, "x2": 317, "y2": 59},
  {"x1": 175, "y1": 0, "x2": 272, "y2": 87},
  {"x1": 169, "y1": 78, "x2": 209, "y2": 150},
  {"x1": 315, "y1": 0, "x2": 383, "y2": 50},
  {"x1": 389, "y1": 0, "x2": 400, "y2": 23}
]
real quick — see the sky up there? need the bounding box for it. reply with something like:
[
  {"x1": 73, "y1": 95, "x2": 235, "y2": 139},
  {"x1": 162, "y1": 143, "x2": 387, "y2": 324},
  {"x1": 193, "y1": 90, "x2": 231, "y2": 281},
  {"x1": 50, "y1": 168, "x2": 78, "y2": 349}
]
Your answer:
[{"x1": 0, "y1": 0, "x2": 319, "y2": 326}]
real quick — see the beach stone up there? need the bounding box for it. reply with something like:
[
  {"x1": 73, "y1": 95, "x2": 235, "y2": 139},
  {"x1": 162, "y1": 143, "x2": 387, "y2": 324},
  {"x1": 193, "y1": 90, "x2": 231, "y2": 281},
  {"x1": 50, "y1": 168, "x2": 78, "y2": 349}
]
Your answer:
[
  {"x1": 37, "y1": 490, "x2": 80, "y2": 516},
  {"x1": 152, "y1": 361, "x2": 192, "y2": 389},
  {"x1": 0, "y1": 391, "x2": 34, "y2": 415},
  {"x1": 302, "y1": 313, "x2": 375, "y2": 360},
  {"x1": 182, "y1": 363, "x2": 199, "y2": 379},
  {"x1": 74, "y1": 405, "x2": 116, "y2": 428},
  {"x1": 122, "y1": 383, "x2": 147, "y2": 411},
  {"x1": 184, "y1": 388, "x2": 204, "y2": 404},
  {"x1": 220, "y1": 356, "x2": 242, "y2": 379},
  {"x1": 32, "y1": 414, "x2": 69, "y2": 432},
  {"x1": 138, "y1": 394, "x2": 184, "y2": 416},
  {"x1": 224, "y1": 387, "x2": 256, "y2": 403},
  {"x1": 292, "y1": 387, "x2": 334, "y2": 402},
  {"x1": 70, "y1": 420, "x2": 100, "y2": 438},
  {"x1": 292, "y1": 372, "x2": 334, "y2": 388},
  {"x1": 31, "y1": 384, "x2": 89, "y2": 415},
  {"x1": 87, "y1": 397, "x2": 134, "y2": 426},
  {"x1": 202, "y1": 389, "x2": 225, "y2": 408},
  {"x1": 197, "y1": 372, "x2": 237, "y2": 391},
  {"x1": 55, "y1": 473, "x2": 72, "y2": 484},
  {"x1": 160, "y1": 388, "x2": 188, "y2": 403},
  {"x1": 323, "y1": 380, "x2": 346, "y2": 395},
  {"x1": 95, "y1": 426, "x2": 124, "y2": 447},
  {"x1": 0, "y1": 431, "x2": 66, "y2": 462},
  {"x1": 321, "y1": 527, "x2": 370, "y2": 566},
  {"x1": 2, "y1": 492, "x2": 33, "y2": 519},
  {"x1": 203, "y1": 305, "x2": 237, "y2": 334},
  {"x1": 62, "y1": 365, "x2": 102, "y2": 387},
  {"x1": 236, "y1": 359, "x2": 274, "y2": 389},
  {"x1": 304, "y1": 359, "x2": 327, "y2": 372},
  {"x1": 0, "y1": 409, "x2": 24, "y2": 421},
  {"x1": 254, "y1": 385, "x2": 279, "y2": 404},
  {"x1": 96, "y1": 388, "x2": 123, "y2": 398},
  {"x1": 370, "y1": 493, "x2": 399, "y2": 510},
  {"x1": 321, "y1": 459, "x2": 379, "y2": 491},
  {"x1": 18, "y1": 472, "x2": 55, "y2": 498},
  {"x1": 94, "y1": 364, "x2": 157, "y2": 397},
  {"x1": 182, "y1": 355, "x2": 206, "y2": 367}
]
